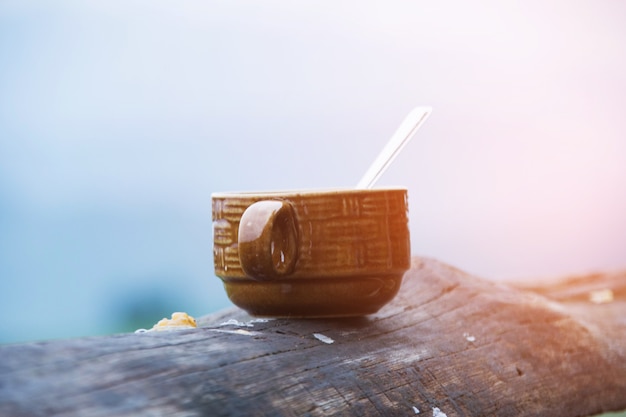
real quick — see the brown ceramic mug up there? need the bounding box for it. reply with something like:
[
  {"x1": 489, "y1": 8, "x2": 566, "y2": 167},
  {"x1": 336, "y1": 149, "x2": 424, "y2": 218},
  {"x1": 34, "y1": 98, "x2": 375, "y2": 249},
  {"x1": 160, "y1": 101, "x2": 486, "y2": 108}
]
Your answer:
[{"x1": 212, "y1": 188, "x2": 410, "y2": 317}]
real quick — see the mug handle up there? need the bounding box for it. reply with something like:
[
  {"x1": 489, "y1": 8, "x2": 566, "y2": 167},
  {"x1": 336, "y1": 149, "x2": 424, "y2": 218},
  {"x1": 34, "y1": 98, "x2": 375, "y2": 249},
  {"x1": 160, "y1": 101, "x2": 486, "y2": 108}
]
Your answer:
[{"x1": 238, "y1": 200, "x2": 299, "y2": 280}]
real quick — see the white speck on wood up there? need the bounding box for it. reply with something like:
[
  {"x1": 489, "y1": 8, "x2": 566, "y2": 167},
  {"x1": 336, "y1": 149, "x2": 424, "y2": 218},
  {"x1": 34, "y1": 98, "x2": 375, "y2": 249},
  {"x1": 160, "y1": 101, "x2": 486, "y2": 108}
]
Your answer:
[
  {"x1": 220, "y1": 319, "x2": 253, "y2": 327},
  {"x1": 134, "y1": 326, "x2": 195, "y2": 334},
  {"x1": 313, "y1": 333, "x2": 334, "y2": 344},
  {"x1": 219, "y1": 318, "x2": 273, "y2": 328},
  {"x1": 385, "y1": 347, "x2": 427, "y2": 364},
  {"x1": 412, "y1": 405, "x2": 420, "y2": 413},
  {"x1": 432, "y1": 407, "x2": 447, "y2": 417},
  {"x1": 463, "y1": 332, "x2": 476, "y2": 342},
  {"x1": 210, "y1": 329, "x2": 260, "y2": 337}
]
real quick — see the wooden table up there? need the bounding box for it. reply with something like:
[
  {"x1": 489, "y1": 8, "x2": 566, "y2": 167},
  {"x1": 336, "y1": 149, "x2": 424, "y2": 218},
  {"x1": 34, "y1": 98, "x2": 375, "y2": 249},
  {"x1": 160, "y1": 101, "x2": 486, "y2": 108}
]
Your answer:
[{"x1": 1, "y1": 257, "x2": 624, "y2": 416}]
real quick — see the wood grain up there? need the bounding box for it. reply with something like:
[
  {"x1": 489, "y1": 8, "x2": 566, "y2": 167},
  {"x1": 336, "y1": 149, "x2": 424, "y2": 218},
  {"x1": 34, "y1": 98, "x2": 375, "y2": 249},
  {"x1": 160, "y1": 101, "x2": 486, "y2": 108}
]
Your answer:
[{"x1": 1, "y1": 257, "x2": 624, "y2": 416}]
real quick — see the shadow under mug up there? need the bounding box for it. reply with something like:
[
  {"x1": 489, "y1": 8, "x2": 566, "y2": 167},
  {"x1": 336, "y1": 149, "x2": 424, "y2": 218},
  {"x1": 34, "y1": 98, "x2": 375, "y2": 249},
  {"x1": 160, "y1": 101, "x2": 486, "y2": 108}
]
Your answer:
[{"x1": 212, "y1": 188, "x2": 410, "y2": 317}]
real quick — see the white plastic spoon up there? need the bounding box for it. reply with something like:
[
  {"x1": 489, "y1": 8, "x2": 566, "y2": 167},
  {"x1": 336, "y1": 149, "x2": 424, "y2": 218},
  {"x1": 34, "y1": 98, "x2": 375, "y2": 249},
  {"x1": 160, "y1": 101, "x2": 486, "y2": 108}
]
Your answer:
[{"x1": 356, "y1": 106, "x2": 432, "y2": 189}]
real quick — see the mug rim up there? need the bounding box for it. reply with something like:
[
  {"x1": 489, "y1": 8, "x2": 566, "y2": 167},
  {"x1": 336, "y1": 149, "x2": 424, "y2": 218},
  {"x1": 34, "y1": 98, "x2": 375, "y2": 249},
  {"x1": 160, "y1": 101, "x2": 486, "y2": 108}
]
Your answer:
[{"x1": 212, "y1": 186, "x2": 407, "y2": 198}]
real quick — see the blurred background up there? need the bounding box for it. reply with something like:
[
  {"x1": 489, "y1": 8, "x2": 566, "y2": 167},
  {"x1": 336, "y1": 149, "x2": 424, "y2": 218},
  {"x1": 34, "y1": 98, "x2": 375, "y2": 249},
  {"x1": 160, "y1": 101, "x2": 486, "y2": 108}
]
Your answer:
[{"x1": 1, "y1": 0, "x2": 625, "y2": 344}]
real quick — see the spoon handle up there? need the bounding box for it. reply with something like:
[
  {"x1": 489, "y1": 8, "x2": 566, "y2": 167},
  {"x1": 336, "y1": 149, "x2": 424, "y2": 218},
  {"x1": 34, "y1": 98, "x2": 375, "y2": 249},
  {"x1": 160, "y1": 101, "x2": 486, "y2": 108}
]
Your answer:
[{"x1": 356, "y1": 106, "x2": 432, "y2": 189}]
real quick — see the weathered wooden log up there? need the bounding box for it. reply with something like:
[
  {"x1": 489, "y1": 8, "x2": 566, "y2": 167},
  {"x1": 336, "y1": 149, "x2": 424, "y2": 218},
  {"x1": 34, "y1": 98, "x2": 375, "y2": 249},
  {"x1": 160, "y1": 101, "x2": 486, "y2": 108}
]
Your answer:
[{"x1": 1, "y1": 257, "x2": 624, "y2": 416}]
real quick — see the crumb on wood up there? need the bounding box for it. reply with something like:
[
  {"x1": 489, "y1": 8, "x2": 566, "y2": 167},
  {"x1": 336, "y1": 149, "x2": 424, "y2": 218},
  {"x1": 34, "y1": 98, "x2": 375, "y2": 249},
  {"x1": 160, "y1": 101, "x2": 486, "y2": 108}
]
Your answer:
[
  {"x1": 589, "y1": 289, "x2": 614, "y2": 304},
  {"x1": 135, "y1": 312, "x2": 197, "y2": 333}
]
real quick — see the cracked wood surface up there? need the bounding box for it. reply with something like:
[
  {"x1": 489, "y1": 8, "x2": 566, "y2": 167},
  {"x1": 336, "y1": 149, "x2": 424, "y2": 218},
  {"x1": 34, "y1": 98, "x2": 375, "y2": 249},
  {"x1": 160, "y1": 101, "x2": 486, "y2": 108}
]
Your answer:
[{"x1": 1, "y1": 257, "x2": 625, "y2": 417}]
